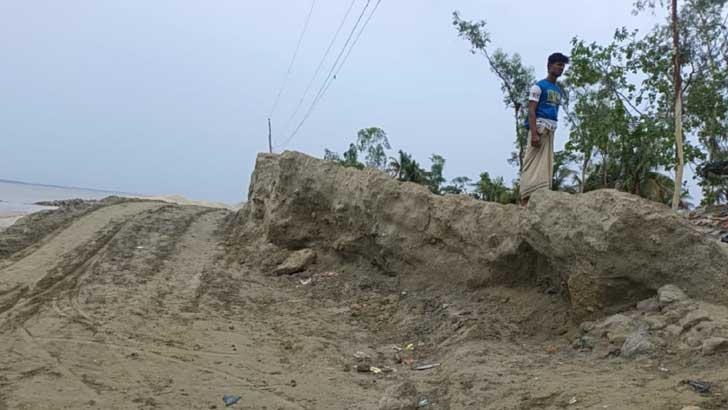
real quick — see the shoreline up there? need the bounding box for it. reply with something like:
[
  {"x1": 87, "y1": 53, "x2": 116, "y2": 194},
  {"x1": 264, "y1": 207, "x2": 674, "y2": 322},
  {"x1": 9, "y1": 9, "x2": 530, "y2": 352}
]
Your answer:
[{"x1": 0, "y1": 215, "x2": 24, "y2": 230}]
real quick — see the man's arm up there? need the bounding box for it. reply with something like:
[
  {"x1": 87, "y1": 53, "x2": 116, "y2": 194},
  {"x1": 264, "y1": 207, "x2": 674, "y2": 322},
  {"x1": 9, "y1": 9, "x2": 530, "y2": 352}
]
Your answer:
[
  {"x1": 527, "y1": 84, "x2": 541, "y2": 147},
  {"x1": 528, "y1": 100, "x2": 539, "y2": 147}
]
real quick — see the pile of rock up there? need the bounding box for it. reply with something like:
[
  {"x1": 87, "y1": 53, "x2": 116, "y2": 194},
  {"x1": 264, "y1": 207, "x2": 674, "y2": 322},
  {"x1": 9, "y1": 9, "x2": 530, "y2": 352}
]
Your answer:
[{"x1": 578, "y1": 285, "x2": 728, "y2": 358}]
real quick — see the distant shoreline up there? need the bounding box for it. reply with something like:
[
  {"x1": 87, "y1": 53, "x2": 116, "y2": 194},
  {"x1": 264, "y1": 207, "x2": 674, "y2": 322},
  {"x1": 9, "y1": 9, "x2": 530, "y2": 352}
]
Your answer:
[{"x1": 0, "y1": 178, "x2": 137, "y2": 196}]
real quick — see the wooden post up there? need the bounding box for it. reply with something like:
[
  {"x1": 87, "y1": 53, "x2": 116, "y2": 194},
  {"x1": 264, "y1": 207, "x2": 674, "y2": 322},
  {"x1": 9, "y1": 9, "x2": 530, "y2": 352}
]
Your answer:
[{"x1": 268, "y1": 118, "x2": 273, "y2": 154}]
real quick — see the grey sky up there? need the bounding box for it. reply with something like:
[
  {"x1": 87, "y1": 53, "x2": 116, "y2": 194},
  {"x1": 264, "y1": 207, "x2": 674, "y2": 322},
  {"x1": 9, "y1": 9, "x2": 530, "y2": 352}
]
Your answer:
[{"x1": 1, "y1": 1, "x2": 673, "y2": 204}]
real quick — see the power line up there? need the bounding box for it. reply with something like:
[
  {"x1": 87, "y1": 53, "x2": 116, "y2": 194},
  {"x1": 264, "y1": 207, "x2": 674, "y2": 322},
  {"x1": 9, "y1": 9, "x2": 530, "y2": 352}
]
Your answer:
[
  {"x1": 282, "y1": 0, "x2": 358, "y2": 135},
  {"x1": 278, "y1": 0, "x2": 378, "y2": 149},
  {"x1": 277, "y1": 0, "x2": 372, "y2": 148},
  {"x1": 268, "y1": 0, "x2": 316, "y2": 118},
  {"x1": 321, "y1": 0, "x2": 383, "y2": 99}
]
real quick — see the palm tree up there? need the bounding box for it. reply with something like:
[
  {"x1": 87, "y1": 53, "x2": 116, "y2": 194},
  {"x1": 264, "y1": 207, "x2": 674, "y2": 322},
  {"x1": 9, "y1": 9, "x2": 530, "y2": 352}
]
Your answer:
[{"x1": 552, "y1": 151, "x2": 579, "y2": 193}]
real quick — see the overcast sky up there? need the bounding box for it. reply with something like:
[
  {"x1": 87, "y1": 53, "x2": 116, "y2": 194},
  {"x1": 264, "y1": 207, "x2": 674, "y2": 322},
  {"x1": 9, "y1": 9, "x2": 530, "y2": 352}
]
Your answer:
[{"x1": 1, "y1": 1, "x2": 676, "y2": 204}]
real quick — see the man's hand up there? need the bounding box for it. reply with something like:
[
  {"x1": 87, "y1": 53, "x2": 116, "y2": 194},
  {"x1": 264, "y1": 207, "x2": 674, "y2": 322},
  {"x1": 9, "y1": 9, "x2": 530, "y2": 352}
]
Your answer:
[{"x1": 530, "y1": 131, "x2": 541, "y2": 147}]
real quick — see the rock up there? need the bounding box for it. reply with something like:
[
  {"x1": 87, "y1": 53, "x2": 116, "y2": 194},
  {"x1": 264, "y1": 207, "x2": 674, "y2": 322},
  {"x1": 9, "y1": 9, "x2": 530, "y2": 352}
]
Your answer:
[
  {"x1": 680, "y1": 309, "x2": 712, "y2": 331},
  {"x1": 378, "y1": 381, "x2": 418, "y2": 410},
  {"x1": 272, "y1": 249, "x2": 316, "y2": 275},
  {"x1": 662, "y1": 301, "x2": 694, "y2": 322},
  {"x1": 680, "y1": 407, "x2": 701, "y2": 410},
  {"x1": 580, "y1": 321, "x2": 595, "y2": 333},
  {"x1": 658, "y1": 285, "x2": 689, "y2": 306},
  {"x1": 665, "y1": 325, "x2": 683, "y2": 338},
  {"x1": 593, "y1": 314, "x2": 638, "y2": 345},
  {"x1": 621, "y1": 331, "x2": 656, "y2": 358},
  {"x1": 237, "y1": 151, "x2": 728, "y2": 319},
  {"x1": 701, "y1": 337, "x2": 728, "y2": 356},
  {"x1": 644, "y1": 315, "x2": 667, "y2": 330},
  {"x1": 636, "y1": 297, "x2": 660, "y2": 313},
  {"x1": 356, "y1": 364, "x2": 372, "y2": 373},
  {"x1": 685, "y1": 334, "x2": 705, "y2": 348}
]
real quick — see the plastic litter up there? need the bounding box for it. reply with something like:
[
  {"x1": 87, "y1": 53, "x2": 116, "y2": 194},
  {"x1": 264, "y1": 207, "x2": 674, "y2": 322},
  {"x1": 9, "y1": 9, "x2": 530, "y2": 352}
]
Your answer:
[
  {"x1": 683, "y1": 379, "x2": 712, "y2": 394},
  {"x1": 370, "y1": 366, "x2": 382, "y2": 374},
  {"x1": 418, "y1": 399, "x2": 430, "y2": 407},
  {"x1": 568, "y1": 396, "x2": 577, "y2": 405},
  {"x1": 223, "y1": 395, "x2": 241, "y2": 406},
  {"x1": 413, "y1": 363, "x2": 440, "y2": 371}
]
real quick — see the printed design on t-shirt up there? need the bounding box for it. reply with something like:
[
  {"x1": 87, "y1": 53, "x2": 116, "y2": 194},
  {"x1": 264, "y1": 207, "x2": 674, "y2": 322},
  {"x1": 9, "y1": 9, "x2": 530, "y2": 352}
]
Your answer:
[{"x1": 546, "y1": 89, "x2": 561, "y2": 106}]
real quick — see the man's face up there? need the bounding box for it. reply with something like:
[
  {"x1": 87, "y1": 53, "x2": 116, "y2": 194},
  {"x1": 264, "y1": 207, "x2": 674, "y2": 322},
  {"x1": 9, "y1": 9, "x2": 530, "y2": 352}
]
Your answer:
[{"x1": 548, "y1": 62, "x2": 566, "y2": 78}]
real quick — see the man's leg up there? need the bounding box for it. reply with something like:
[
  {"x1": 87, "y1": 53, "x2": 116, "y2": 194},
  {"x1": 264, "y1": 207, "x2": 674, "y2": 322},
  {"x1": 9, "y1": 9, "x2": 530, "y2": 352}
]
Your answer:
[{"x1": 520, "y1": 127, "x2": 552, "y2": 206}]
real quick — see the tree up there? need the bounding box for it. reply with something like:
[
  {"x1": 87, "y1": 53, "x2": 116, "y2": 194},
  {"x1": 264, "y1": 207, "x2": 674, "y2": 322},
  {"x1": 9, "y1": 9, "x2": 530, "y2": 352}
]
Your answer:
[
  {"x1": 552, "y1": 151, "x2": 579, "y2": 193},
  {"x1": 356, "y1": 127, "x2": 391, "y2": 170},
  {"x1": 391, "y1": 150, "x2": 428, "y2": 185},
  {"x1": 452, "y1": 12, "x2": 535, "y2": 173},
  {"x1": 472, "y1": 172, "x2": 514, "y2": 203},
  {"x1": 428, "y1": 154, "x2": 446, "y2": 194},
  {"x1": 341, "y1": 143, "x2": 365, "y2": 169},
  {"x1": 324, "y1": 127, "x2": 390, "y2": 170},
  {"x1": 632, "y1": 0, "x2": 728, "y2": 205},
  {"x1": 442, "y1": 176, "x2": 472, "y2": 195},
  {"x1": 563, "y1": 17, "x2": 710, "y2": 207}
]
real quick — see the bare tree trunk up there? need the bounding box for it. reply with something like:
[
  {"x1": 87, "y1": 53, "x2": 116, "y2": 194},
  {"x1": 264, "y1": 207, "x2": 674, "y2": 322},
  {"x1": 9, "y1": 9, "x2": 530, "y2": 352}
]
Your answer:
[
  {"x1": 672, "y1": 0, "x2": 685, "y2": 211},
  {"x1": 580, "y1": 153, "x2": 589, "y2": 193}
]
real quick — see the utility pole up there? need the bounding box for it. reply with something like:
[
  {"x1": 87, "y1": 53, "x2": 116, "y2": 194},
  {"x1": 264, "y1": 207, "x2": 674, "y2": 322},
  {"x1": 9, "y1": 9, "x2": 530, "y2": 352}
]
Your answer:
[{"x1": 267, "y1": 118, "x2": 273, "y2": 154}]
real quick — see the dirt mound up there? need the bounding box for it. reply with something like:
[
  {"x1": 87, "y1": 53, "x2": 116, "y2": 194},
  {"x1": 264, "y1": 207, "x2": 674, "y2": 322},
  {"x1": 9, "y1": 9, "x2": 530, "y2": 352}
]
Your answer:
[
  {"x1": 232, "y1": 151, "x2": 728, "y2": 320},
  {"x1": 3, "y1": 154, "x2": 728, "y2": 409}
]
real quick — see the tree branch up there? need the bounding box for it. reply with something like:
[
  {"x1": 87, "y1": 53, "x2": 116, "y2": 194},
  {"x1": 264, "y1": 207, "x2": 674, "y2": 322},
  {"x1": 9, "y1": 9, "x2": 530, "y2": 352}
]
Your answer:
[{"x1": 481, "y1": 49, "x2": 519, "y2": 107}]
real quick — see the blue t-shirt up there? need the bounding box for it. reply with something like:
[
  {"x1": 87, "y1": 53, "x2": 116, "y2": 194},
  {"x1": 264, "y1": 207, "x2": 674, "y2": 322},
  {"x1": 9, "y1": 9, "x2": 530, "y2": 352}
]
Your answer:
[{"x1": 524, "y1": 79, "x2": 562, "y2": 128}]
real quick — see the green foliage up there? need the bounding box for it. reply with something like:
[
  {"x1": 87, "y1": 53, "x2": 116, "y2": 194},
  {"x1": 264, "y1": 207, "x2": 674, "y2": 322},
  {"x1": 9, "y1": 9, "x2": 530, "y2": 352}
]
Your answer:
[
  {"x1": 325, "y1": 128, "x2": 520, "y2": 201},
  {"x1": 323, "y1": 128, "x2": 388, "y2": 171},
  {"x1": 341, "y1": 143, "x2": 365, "y2": 170},
  {"x1": 553, "y1": 151, "x2": 579, "y2": 193},
  {"x1": 471, "y1": 172, "x2": 516, "y2": 204},
  {"x1": 442, "y1": 176, "x2": 472, "y2": 195},
  {"x1": 428, "y1": 154, "x2": 446, "y2": 194},
  {"x1": 562, "y1": 0, "x2": 727, "y2": 206},
  {"x1": 356, "y1": 127, "x2": 391, "y2": 170}
]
